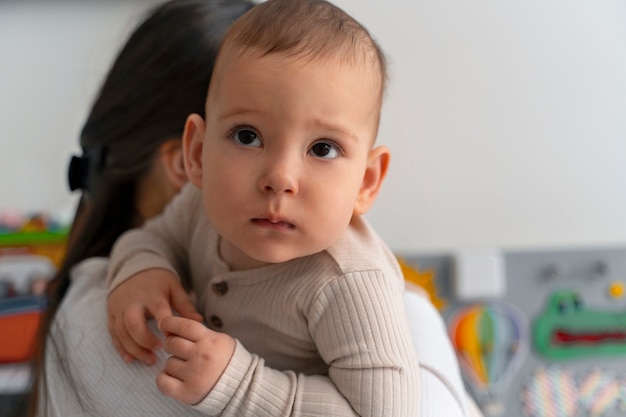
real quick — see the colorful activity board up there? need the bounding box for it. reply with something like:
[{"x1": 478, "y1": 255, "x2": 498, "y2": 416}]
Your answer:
[{"x1": 401, "y1": 247, "x2": 626, "y2": 417}]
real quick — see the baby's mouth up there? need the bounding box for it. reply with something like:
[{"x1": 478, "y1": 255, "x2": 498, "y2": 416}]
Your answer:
[{"x1": 251, "y1": 218, "x2": 296, "y2": 230}]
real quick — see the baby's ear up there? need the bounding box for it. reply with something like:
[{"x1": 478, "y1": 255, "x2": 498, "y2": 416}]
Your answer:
[
  {"x1": 182, "y1": 114, "x2": 206, "y2": 189},
  {"x1": 353, "y1": 146, "x2": 390, "y2": 215}
]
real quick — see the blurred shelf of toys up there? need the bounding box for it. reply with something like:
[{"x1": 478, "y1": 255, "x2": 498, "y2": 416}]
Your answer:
[{"x1": 0, "y1": 209, "x2": 69, "y2": 391}]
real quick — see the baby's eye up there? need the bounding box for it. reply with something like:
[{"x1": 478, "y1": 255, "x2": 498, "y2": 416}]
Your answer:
[
  {"x1": 309, "y1": 141, "x2": 341, "y2": 159},
  {"x1": 232, "y1": 128, "x2": 262, "y2": 147}
]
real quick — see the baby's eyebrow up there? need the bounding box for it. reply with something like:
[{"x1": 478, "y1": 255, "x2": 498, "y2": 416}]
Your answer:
[
  {"x1": 218, "y1": 107, "x2": 259, "y2": 121},
  {"x1": 310, "y1": 117, "x2": 359, "y2": 143}
]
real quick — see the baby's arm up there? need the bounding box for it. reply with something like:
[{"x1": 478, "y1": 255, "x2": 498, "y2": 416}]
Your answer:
[
  {"x1": 188, "y1": 270, "x2": 419, "y2": 417},
  {"x1": 107, "y1": 185, "x2": 203, "y2": 364},
  {"x1": 304, "y1": 270, "x2": 420, "y2": 416}
]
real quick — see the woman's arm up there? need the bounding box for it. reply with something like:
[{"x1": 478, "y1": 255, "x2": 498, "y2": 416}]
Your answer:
[{"x1": 404, "y1": 289, "x2": 484, "y2": 417}]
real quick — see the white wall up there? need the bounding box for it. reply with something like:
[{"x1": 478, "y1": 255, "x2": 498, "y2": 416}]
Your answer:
[
  {"x1": 0, "y1": 1, "x2": 154, "y2": 217},
  {"x1": 1, "y1": 0, "x2": 625, "y2": 253}
]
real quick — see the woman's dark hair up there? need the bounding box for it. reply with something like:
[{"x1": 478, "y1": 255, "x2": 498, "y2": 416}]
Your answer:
[{"x1": 28, "y1": 1, "x2": 254, "y2": 415}]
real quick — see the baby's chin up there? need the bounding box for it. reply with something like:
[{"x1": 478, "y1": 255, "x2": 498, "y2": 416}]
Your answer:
[{"x1": 221, "y1": 229, "x2": 335, "y2": 269}]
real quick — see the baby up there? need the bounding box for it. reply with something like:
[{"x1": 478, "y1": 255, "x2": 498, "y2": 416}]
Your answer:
[{"x1": 107, "y1": 0, "x2": 419, "y2": 415}]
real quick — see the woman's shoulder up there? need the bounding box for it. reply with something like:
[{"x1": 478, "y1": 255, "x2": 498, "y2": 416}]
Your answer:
[
  {"x1": 69, "y1": 257, "x2": 109, "y2": 285},
  {"x1": 57, "y1": 257, "x2": 110, "y2": 325}
]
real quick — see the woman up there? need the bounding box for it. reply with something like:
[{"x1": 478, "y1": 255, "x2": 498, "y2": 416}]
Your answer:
[{"x1": 29, "y1": 0, "x2": 480, "y2": 415}]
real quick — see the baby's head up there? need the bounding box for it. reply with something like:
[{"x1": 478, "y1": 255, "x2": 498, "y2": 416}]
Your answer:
[
  {"x1": 211, "y1": 0, "x2": 387, "y2": 135},
  {"x1": 183, "y1": 0, "x2": 391, "y2": 269}
]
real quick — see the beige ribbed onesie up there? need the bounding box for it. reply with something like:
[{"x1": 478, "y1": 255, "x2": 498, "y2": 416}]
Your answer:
[{"x1": 108, "y1": 184, "x2": 419, "y2": 416}]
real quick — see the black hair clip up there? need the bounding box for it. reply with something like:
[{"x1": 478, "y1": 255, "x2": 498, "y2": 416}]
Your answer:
[
  {"x1": 68, "y1": 155, "x2": 89, "y2": 192},
  {"x1": 67, "y1": 146, "x2": 106, "y2": 193}
]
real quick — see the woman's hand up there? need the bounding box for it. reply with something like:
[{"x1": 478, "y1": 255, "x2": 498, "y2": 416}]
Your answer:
[
  {"x1": 157, "y1": 316, "x2": 236, "y2": 404},
  {"x1": 107, "y1": 268, "x2": 203, "y2": 365}
]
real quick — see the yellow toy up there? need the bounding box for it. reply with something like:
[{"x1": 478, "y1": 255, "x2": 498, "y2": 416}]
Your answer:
[{"x1": 397, "y1": 257, "x2": 446, "y2": 310}]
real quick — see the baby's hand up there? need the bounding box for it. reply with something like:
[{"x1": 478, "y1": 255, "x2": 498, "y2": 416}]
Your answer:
[
  {"x1": 107, "y1": 268, "x2": 203, "y2": 365},
  {"x1": 156, "y1": 316, "x2": 236, "y2": 405}
]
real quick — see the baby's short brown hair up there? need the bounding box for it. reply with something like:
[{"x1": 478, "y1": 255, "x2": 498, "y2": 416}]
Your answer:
[{"x1": 214, "y1": 0, "x2": 387, "y2": 105}]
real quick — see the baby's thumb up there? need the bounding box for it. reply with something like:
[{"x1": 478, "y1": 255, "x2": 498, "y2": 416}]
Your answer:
[{"x1": 171, "y1": 286, "x2": 203, "y2": 322}]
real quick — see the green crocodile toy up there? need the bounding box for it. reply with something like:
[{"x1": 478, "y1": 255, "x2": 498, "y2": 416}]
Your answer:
[{"x1": 533, "y1": 289, "x2": 626, "y2": 361}]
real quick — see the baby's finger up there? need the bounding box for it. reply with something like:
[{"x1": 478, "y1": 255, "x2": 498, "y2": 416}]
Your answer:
[
  {"x1": 170, "y1": 286, "x2": 203, "y2": 322},
  {"x1": 158, "y1": 356, "x2": 208, "y2": 404},
  {"x1": 161, "y1": 355, "x2": 188, "y2": 380},
  {"x1": 123, "y1": 305, "x2": 162, "y2": 351},
  {"x1": 116, "y1": 314, "x2": 157, "y2": 365},
  {"x1": 163, "y1": 334, "x2": 195, "y2": 360},
  {"x1": 159, "y1": 316, "x2": 208, "y2": 342},
  {"x1": 108, "y1": 315, "x2": 133, "y2": 363},
  {"x1": 156, "y1": 370, "x2": 188, "y2": 403}
]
